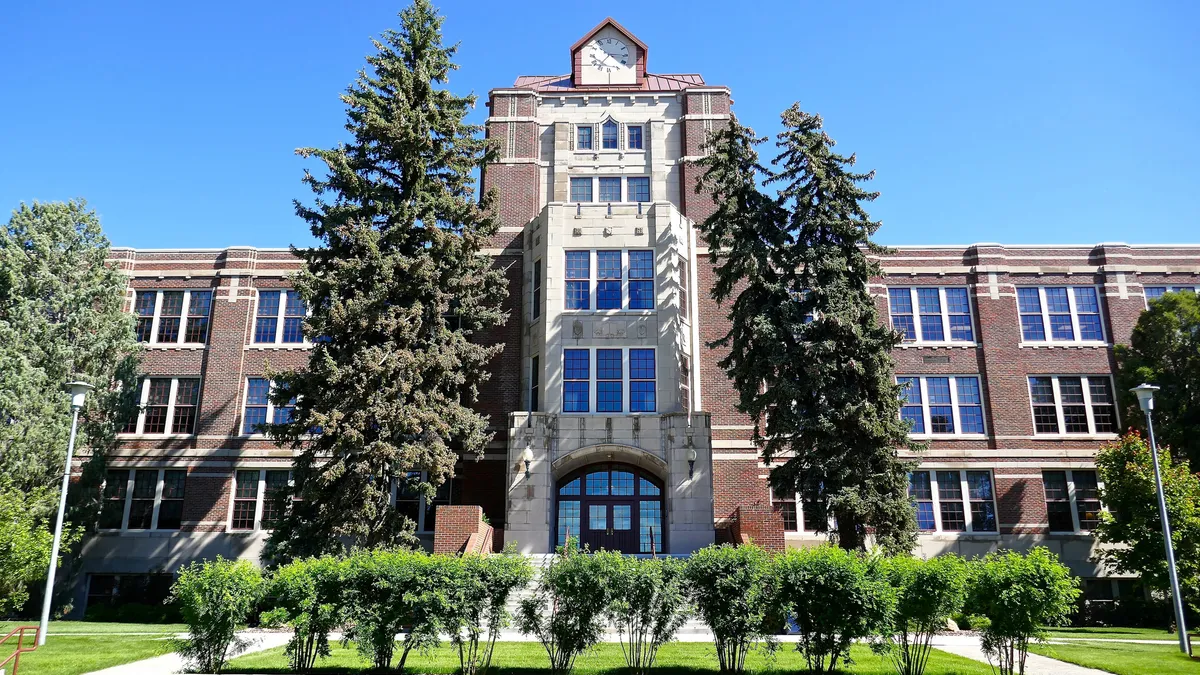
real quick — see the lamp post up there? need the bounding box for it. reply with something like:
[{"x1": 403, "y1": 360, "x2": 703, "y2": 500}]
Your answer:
[
  {"x1": 38, "y1": 381, "x2": 93, "y2": 647},
  {"x1": 1130, "y1": 383, "x2": 1190, "y2": 655}
]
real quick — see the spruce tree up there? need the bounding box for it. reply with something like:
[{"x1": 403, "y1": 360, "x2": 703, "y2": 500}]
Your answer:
[
  {"x1": 697, "y1": 105, "x2": 919, "y2": 553},
  {"x1": 0, "y1": 200, "x2": 140, "y2": 518},
  {"x1": 265, "y1": 0, "x2": 507, "y2": 561}
]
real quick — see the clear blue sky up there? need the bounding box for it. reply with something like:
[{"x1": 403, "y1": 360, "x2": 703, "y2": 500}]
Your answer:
[{"x1": 2, "y1": 1, "x2": 1197, "y2": 248}]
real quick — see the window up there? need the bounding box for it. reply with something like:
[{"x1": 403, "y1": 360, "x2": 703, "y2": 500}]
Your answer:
[
  {"x1": 887, "y1": 287, "x2": 974, "y2": 343},
  {"x1": 531, "y1": 260, "x2": 542, "y2": 320},
  {"x1": 230, "y1": 469, "x2": 294, "y2": 531},
  {"x1": 86, "y1": 574, "x2": 174, "y2": 613},
  {"x1": 602, "y1": 120, "x2": 618, "y2": 149},
  {"x1": 896, "y1": 376, "x2": 985, "y2": 435},
  {"x1": 627, "y1": 125, "x2": 643, "y2": 150},
  {"x1": 1016, "y1": 286, "x2": 1104, "y2": 343},
  {"x1": 772, "y1": 489, "x2": 826, "y2": 532},
  {"x1": 1145, "y1": 286, "x2": 1199, "y2": 305},
  {"x1": 132, "y1": 290, "x2": 213, "y2": 344},
  {"x1": 242, "y1": 378, "x2": 296, "y2": 435},
  {"x1": 1043, "y1": 469, "x2": 1103, "y2": 532},
  {"x1": 570, "y1": 177, "x2": 593, "y2": 202},
  {"x1": 98, "y1": 469, "x2": 187, "y2": 530},
  {"x1": 576, "y1": 125, "x2": 593, "y2": 150},
  {"x1": 530, "y1": 355, "x2": 540, "y2": 412},
  {"x1": 908, "y1": 470, "x2": 997, "y2": 533},
  {"x1": 122, "y1": 378, "x2": 201, "y2": 435},
  {"x1": 563, "y1": 250, "x2": 656, "y2": 311},
  {"x1": 678, "y1": 254, "x2": 689, "y2": 320},
  {"x1": 561, "y1": 348, "x2": 657, "y2": 413},
  {"x1": 599, "y1": 177, "x2": 622, "y2": 202},
  {"x1": 627, "y1": 177, "x2": 650, "y2": 202},
  {"x1": 1028, "y1": 376, "x2": 1118, "y2": 435},
  {"x1": 254, "y1": 290, "x2": 307, "y2": 344},
  {"x1": 391, "y1": 471, "x2": 456, "y2": 532}
]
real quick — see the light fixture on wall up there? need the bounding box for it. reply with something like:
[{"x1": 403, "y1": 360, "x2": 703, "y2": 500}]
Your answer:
[
  {"x1": 686, "y1": 445, "x2": 697, "y2": 479},
  {"x1": 522, "y1": 445, "x2": 534, "y2": 480}
]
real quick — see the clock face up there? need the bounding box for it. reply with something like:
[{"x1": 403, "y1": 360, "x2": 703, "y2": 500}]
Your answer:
[{"x1": 586, "y1": 37, "x2": 630, "y2": 73}]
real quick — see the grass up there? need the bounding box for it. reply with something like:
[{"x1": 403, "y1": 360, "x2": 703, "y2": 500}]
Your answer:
[
  {"x1": 228, "y1": 642, "x2": 993, "y2": 674},
  {"x1": 0, "y1": 622, "x2": 181, "y2": 675},
  {"x1": 1028, "y1": 640, "x2": 1198, "y2": 675},
  {"x1": 1043, "y1": 626, "x2": 1199, "y2": 640}
]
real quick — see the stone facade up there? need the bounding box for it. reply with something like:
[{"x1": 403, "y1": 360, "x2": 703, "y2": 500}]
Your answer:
[{"x1": 71, "y1": 18, "x2": 1200, "y2": 613}]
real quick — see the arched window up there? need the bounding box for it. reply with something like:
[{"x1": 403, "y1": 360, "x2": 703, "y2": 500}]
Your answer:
[
  {"x1": 601, "y1": 120, "x2": 619, "y2": 150},
  {"x1": 556, "y1": 463, "x2": 664, "y2": 554}
]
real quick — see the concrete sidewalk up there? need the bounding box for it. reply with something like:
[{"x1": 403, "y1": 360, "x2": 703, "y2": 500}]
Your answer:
[
  {"x1": 82, "y1": 632, "x2": 290, "y2": 675},
  {"x1": 932, "y1": 634, "x2": 1112, "y2": 675}
]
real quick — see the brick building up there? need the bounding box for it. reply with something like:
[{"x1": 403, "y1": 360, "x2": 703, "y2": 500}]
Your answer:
[{"x1": 75, "y1": 18, "x2": 1200, "y2": 612}]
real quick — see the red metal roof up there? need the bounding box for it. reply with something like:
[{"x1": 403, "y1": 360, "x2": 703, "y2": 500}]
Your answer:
[{"x1": 511, "y1": 73, "x2": 706, "y2": 93}]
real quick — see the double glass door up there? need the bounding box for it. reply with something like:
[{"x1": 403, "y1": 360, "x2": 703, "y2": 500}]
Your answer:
[{"x1": 555, "y1": 463, "x2": 664, "y2": 554}]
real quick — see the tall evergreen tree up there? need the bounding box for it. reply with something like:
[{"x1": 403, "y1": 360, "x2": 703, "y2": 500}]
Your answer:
[
  {"x1": 265, "y1": 0, "x2": 507, "y2": 562},
  {"x1": 696, "y1": 105, "x2": 919, "y2": 553},
  {"x1": 0, "y1": 200, "x2": 140, "y2": 518}
]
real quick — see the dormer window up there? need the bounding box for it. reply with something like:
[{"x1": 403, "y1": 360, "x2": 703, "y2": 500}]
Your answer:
[
  {"x1": 577, "y1": 125, "x2": 593, "y2": 150},
  {"x1": 602, "y1": 120, "x2": 619, "y2": 149}
]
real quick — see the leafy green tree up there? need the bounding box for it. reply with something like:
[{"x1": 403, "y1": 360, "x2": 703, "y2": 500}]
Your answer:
[
  {"x1": 517, "y1": 544, "x2": 619, "y2": 674},
  {"x1": 172, "y1": 556, "x2": 264, "y2": 674},
  {"x1": 684, "y1": 544, "x2": 781, "y2": 674},
  {"x1": 0, "y1": 480, "x2": 81, "y2": 615},
  {"x1": 260, "y1": 555, "x2": 346, "y2": 673},
  {"x1": 0, "y1": 200, "x2": 140, "y2": 516},
  {"x1": 1115, "y1": 291, "x2": 1200, "y2": 467},
  {"x1": 777, "y1": 545, "x2": 895, "y2": 672},
  {"x1": 967, "y1": 548, "x2": 1080, "y2": 675},
  {"x1": 1094, "y1": 431, "x2": 1200, "y2": 616},
  {"x1": 606, "y1": 555, "x2": 692, "y2": 675},
  {"x1": 264, "y1": 0, "x2": 507, "y2": 561},
  {"x1": 876, "y1": 554, "x2": 969, "y2": 675},
  {"x1": 448, "y1": 552, "x2": 533, "y2": 675},
  {"x1": 695, "y1": 105, "x2": 919, "y2": 553}
]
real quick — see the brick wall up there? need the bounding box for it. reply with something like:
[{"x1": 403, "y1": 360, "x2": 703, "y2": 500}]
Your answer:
[
  {"x1": 432, "y1": 504, "x2": 493, "y2": 555},
  {"x1": 731, "y1": 504, "x2": 785, "y2": 552}
]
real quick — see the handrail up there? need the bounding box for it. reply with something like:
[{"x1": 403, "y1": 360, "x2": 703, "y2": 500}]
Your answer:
[{"x1": 0, "y1": 625, "x2": 40, "y2": 675}]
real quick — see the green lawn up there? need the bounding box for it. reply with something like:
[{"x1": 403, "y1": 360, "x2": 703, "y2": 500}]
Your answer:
[
  {"x1": 1, "y1": 622, "x2": 180, "y2": 675},
  {"x1": 1028, "y1": 640, "x2": 1198, "y2": 675},
  {"x1": 1043, "y1": 626, "x2": 1199, "y2": 640},
  {"x1": 229, "y1": 642, "x2": 992, "y2": 674}
]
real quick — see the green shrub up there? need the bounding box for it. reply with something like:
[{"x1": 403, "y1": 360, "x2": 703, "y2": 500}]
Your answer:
[
  {"x1": 517, "y1": 543, "x2": 619, "y2": 674},
  {"x1": 342, "y1": 548, "x2": 457, "y2": 672},
  {"x1": 447, "y1": 552, "x2": 533, "y2": 675},
  {"x1": 967, "y1": 547, "x2": 1080, "y2": 675},
  {"x1": 260, "y1": 555, "x2": 345, "y2": 673},
  {"x1": 876, "y1": 555, "x2": 968, "y2": 675},
  {"x1": 606, "y1": 555, "x2": 691, "y2": 675},
  {"x1": 685, "y1": 544, "x2": 780, "y2": 674},
  {"x1": 777, "y1": 545, "x2": 894, "y2": 672},
  {"x1": 171, "y1": 556, "x2": 263, "y2": 674}
]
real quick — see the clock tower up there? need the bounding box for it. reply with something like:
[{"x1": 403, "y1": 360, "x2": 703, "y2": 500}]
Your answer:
[{"x1": 571, "y1": 18, "x2": 647, "y2": 87}]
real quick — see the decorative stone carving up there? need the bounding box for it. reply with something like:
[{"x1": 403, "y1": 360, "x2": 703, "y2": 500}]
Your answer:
[{"x1": 572, "y1": 320, "x2": 584, "y2": 337}]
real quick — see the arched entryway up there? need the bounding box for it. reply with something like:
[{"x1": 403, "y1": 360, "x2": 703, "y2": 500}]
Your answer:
[{"x1": 555, "y1": 463, "x2": 664, "y2": 554}]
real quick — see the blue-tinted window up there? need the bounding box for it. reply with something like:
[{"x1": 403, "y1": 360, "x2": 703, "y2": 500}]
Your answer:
[
  {"x1": 909, "y1": 472, "x2": 936, "y2": 530},
  {"x1": 627, "y1": 125, "x2": 643, "y2": 149},
  {"x1": 628, "y1": 250, "x2": 654, "y2": 310},
  {"x1": 629, "y1": 349, "x2": 655, "y2": 380},
  {"x1": 570, "y1": 177, "x2": 592, "y2": 202},
  {"x1": 255, "y1": 291, "x2": 280, "y2": 343},
  {"x1": 630, "y1": 381, "x2": 655, "y2": 412},
  {"x1": 898, "y1": 377, "x2": 924, "y2": 433},
  {"x1": 957, "y1": 377, "x2": 984, "y2": 433},
  {"x1": 576, "y1": 126, "x2": 592, "y2": 150},
  {"x1": 889, "y1": 289, "x2": 915, "y2": 341},
  {"x1": 599, "y1": 177, "x2": 622, "y2": 202},
  {"x1": 244, "y1": 378, "x2": 270, "y2": 434},
  {"x1": 1074, "y1": 287, "x2": 1103, "y2": 340},
  {"x1": 596, "y1": 250, "x2": 622, "y2": 310},
  {"x1": 563, "y1": 349, "x2": 590, "y2": 413},
  {"x1": 628, "y1": 251, "x2": 654, "y2": 278},
  {"x1": 630, "y1": 349, "x2": 656, "y2": 413},
  {"x1": 602, "y1": 120, "x2": 618, "y2": 149},
  {"x1": 1016, "y1": 288, "x2": 1045, "y2": 341},
  {"x1": 565, "y1": 251, "x2": 590, "y2": 310},
  {"x1": 627, "y1": 177, "x2": 650, "y2": 202},
  {"x1": 596, "y1": 349, "x2": 622, "y2": 380},
  {"x1": 945, "y1": 288, "x2": 973, "y2": 341},
  {"x1": 1045, "y1": 288, "x2": 1074, "y2": 340},
  {"x1": 917, "y1": 288, "x2": 944, "y2": 341},
  {"x1": 557, "y1": 501, "x2": 580, "y2": 548},
  {"x1": 926, "y1": 377, "x2": 954, "y2": 434}
]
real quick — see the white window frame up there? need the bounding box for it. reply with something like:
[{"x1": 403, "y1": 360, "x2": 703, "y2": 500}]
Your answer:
[
  {"x1": 1016, "y1": 286, "x2": 1106, "y2": 345},
  {"x1": 240, "y1": 378, "x2": 296, "y2": 437},
  {"x1": 1042, "y1": 468, "x2": 1106, "y2": 533},
  {"x1": 98, "y1": 468, "x2": 186, "y2": 531},
  {"x1": 561, "y1": 347, "x2": 657, "y2": 415},
  {"x1": 897, "y1": 375, "x2": 987, "y2": 438},
  {"x1": 909, "y1": 469, "x2": 999, "y2": 535},
  {"x1": 226, "y1": 468, "x2": 293, "y2": 532},
  {"x1": 252, "y1": 289, "x2": 308, "y2": 345},
  {"x1": 122, "y1": 377, "x2": 200, "y2": 436},
  {"x1": 887, "y1": 287, "x2": 976, "y2": 344},
  {"x1": 771, "y1": 490, "x2": 829, "y2": 534},
  {"x1": 132, "y1": 289, "x2": 212, "y2": 345},
  {"x1": 563, "y1": 249, "x2": 656, "y2": 313},
  {"x1": 1143, "y1": 285, "x2": 1199, "y2": 308},
  {"x1": 389, "y1": 471, "x2": 453, "y2": 533},
  {"x1": 626, "y1": 124, "x2": 645, "y2": 151},
  {"x1": 1027, "y1": 375, "x2": 1120, "y2": 437}
]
